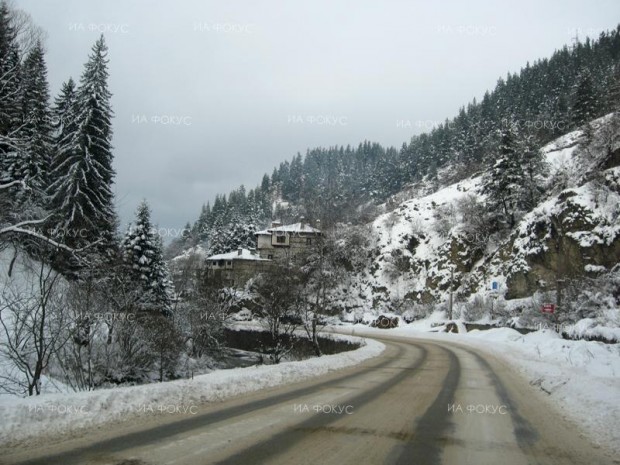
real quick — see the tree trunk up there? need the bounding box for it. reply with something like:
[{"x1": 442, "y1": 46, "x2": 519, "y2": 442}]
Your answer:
[
  {"x1": 159, "y1": 349, "x2": 164, "y2": 382},
  {"x1": 312, "y1": 316, "x2": 321, "y2": 357},
  {"x1": 31, "y1": 361, "x2": 43, "y2": 395}
]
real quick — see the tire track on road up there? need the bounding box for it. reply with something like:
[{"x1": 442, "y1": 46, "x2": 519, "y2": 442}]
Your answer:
[
  {"x1": 213, "y1": 341, "x2": 430, "y2": 465},
  {"x1": 391, "y1": 343, "x2": 461, "y2": 465},
  {"x1": 459, "y1": 347, "x2": 539, "y2": 450}
]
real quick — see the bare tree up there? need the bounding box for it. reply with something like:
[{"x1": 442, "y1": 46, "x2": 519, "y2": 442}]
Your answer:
[
  {"x1": 143, "y1": 313, "x2": 183, "y2": 382},
  {"x1": 168, "y1": 249, "x2": 205, "y2": 300},
  {"x1": 253, "y1": 263, "x2": 303, "y2": 363},
  {"x1": 179, "y1": 283, "x2": 235, "y2": 359},
  {"x1": 456, "y1": 194, "x2": 494, "y2": 253},
  {"x1": 433, "y1": 201, "x2": 458, "y2": 238},
  {"x1": 296, "y1": 232, "x2": 344, "y2": 356},
  {"x1": 53, "y1": 279, "x2": 110, "y2": 391},
  {"x1": 105, "y1": 318, "x2": 154, "y2": 384},
  {"x1": 0, "y1": 254, "x2": 70, "y2": 395},
  {"x1": 8, "y1": 4, "x2": 47, "y2": 56}
]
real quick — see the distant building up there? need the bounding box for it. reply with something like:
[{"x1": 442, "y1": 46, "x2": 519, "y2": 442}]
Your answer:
[
  {"x1": 255, "y1": 219, "x2": 322, "y2": 261},
  {"x1": 204, "y1": 219, "x2": 322, "y2": 288},
  {"x1": 205, "y1": 248, "x2": 271, "y2": 288}
]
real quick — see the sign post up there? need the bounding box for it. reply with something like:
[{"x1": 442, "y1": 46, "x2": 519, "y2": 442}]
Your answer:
[{"x1": 541, "y1": 303, "x2": 555, "y2": 314}]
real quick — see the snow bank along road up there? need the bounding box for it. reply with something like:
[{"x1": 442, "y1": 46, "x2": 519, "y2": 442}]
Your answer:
[{"x1": 1, "y1": 334, "x2": 616, "y2": 465}]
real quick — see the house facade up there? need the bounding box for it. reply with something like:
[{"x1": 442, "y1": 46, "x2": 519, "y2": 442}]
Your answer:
[
  {"x1": 205, "y1": 248, "x2": 271, "y2": 288},
  {"x1": 255, "y1": 220, "x2": 322, "y2": 261}
]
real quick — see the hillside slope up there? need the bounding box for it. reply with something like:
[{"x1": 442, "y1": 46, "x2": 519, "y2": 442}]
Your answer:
[{"x1": 330, "y1": 114, "x2": 620, "y2": 326}]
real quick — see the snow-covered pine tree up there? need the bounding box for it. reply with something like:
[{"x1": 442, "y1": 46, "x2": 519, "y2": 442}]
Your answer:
[
  {"x1": 151, "y1": 234, "x2": 174, "y2": 315},
  {"x1": 0, "y1": 2, "x2": 21, "y2": 226},
  {"x1": 207, "y1": 215, "x2": 228, "y2": 255},
  {"x1": 48, "y1": 35, "x2": 116, "y2": 252},
  {"x1": 49, "y1": 78, "x2": 76, "y2": 160},
  {"x1": 47, "y1": 77, "x2": 76, "y2": 211},
  {"x1": 122, "y1": 200, "x2": 173, "y2": 315},
  {"x1": 480, "y1": 122, "x2": 523, "y2": 229},
  {"x1": 517, "y1": 132, "x2": 546, "y2": 211},
  {"x1": 14, "y1": 40, "x2": 52, "y2": 199},
  {"x1": 192, "y1": 202, "x2": 209, "y2": 242},
  {"x1": 181, "y1": 221, "x2": 192, "y2": 245},
  {"x1": 0, "y1": 6, "x2": 93, "y2": 256},
  {"x1": 571, "y1": 69, "x2": 599, "y2": 129},
  {"x1": 605, "y1": 63, "x2": 620, "y2": 113},
  {"x1": 0, "y1": 2, "x2": 22, "y2": 184},
  {"x1": 206, "y1": 194, "x2": 231, "y2": 254}
]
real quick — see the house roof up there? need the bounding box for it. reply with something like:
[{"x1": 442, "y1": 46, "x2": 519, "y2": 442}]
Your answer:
[
  {"x1": 206, "y1": 249, "x2": 269, "y2": 261},
  {"x1": 255, "y1": 222, "x2": 322, "y2": 236}
]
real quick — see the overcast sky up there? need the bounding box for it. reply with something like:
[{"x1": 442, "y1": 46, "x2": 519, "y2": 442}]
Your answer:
[{"x1": 15, "y1": 0, "x2": 620, "y2": 240}]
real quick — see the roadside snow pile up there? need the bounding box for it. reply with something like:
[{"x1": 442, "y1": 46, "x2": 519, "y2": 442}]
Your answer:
[
  {"x1": 467, "y1": 327, "x2": 529, "y2": 342},
  {"x1": 562, "y1": 318, "x2": 620, "y2": 343},
  {"x1": 466, "y1": 327, "x2": 620, "y2": 451},
  {"x1": 0, "y1": 334, "x2": 384, "y2": 446}
]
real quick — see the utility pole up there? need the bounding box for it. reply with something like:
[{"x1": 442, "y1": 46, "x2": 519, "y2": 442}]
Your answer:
[
  {"x1": 448, "y1": 265, "x2": 454, "y2": 320},
  {"x1": 552, "y1": 219, "x2": 564, "y2": 323}
]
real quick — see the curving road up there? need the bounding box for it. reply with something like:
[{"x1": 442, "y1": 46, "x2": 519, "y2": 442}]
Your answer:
[{"x1": 1, "y1": 334, "x2": 616, "y2": 465}]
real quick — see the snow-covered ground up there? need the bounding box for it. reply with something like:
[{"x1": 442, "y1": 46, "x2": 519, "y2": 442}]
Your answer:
[
  {"x1": 332, "y1": 321, "x2": 620, "y2": 453},
  {"x1": 0, "y1": 333, "x2": 384, "y2": 446}
]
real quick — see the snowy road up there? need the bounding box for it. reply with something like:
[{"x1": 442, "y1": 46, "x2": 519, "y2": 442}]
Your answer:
[{"x1": 2, "y1": 335, "x2": 616, "y2": 465}]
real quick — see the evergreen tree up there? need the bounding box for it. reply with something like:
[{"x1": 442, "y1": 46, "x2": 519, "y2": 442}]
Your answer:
[
  {"x1": 260, "y1": 173, "x2": 270, "y2": 194},
  {"x1": 48, "y1": 35, "x2": 116, "y2": 251},
  {"x1": 181, "y1": 221, "x2": 192, "y2": 245},
  {"x1": 518, "y1": 132, "x2": 546, "y2": 210},
  {"x1": 207, "y1": 214, "x2": 228, "y2": 255},
  {"x1": 50, "y1": 78, "x2": 77, "y2": 162},
  {"x1": 14, "y1": 40, "x2": 52, "y2": 197},
  {"x1": 0, "y1": 2, "x2": 22, "y2": 184},
  {"x1": 605, "y1": 63, "x2": 620, "y2": 112},
  {"x1": 191, "y1": 202, "x2": 210, "y2": 242},
  {"x1": 571, "y1": 69, "x2": 599, "y2": 128},
  {"x1": 122, "y1": 200, "x2": 173, "y2": 314},
  {"x1": 480, "y1": 123, "x2": 523, "y2": 228}
]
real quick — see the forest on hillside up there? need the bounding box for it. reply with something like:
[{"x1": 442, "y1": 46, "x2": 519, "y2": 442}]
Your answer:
[{"x1": 171, "y1": 27, "x2": 620, "y2": 258}]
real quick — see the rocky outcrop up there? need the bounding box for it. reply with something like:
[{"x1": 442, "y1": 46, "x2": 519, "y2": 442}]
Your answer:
[{"x1": 505, "y1": 181, "x2": 620, "y2": 299}]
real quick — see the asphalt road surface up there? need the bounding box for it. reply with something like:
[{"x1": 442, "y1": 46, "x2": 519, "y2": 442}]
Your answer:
[{"x1": 1, "y1": 334, "x2": 617, "y2": 465}]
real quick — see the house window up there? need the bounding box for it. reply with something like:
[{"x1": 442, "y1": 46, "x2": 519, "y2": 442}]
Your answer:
[
  {"x1": 218, "y1": 260, "x2": 224, "y2": 267},
  {"x1": 268, "y1": 254, "x2": 273, "y2": 259},
  {"x1": 226, "y1": 261, "x2": 232, "y2": 266},
  {"x1": 276, "y1": 235, "x2": 286, "y2": 244},
  {"x1": 306, "y1": 238, "x2": 312, "y2": 245}
]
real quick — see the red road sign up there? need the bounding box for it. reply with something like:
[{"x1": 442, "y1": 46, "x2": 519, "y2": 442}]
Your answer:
[{"x1": 541, "y1": 304, "x2": 555, "y2": 314}]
